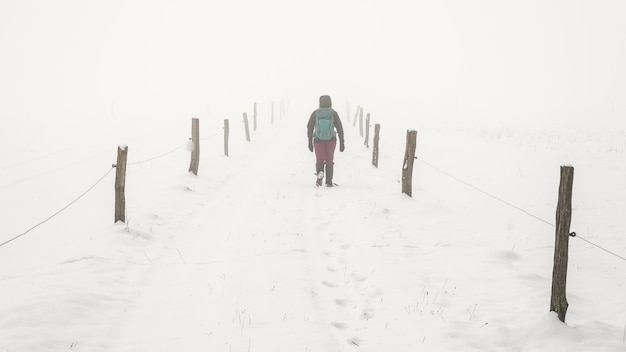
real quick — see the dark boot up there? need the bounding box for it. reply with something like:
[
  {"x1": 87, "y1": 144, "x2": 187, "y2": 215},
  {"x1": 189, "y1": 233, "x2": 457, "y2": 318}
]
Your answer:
[
  {"x1": 316, "y1": 162, "x2": 325, "y2": 174},
  {"x1": 316, "y1": 162, "x2": 325, "y2": 186},
  {"x1": 325, "y1": 164, "x2": 334, "y2": 186}
]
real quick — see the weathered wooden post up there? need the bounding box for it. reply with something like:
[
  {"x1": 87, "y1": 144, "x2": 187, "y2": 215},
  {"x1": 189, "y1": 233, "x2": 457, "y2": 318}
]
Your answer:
[
  {"x1": 253, "y1": 102, "x2": 258, "y2": 131},
  {"x1": 353, "y1": 105, "x2": 359, "y2": 127},
  {"x1": 243, "y1": 112, "x2": 251, "y2": 142},
  {"x1": 364, "y1": 113, "x2": 371, "y2": 148},
  {"x1": 224, "y1": 119, "x2": 230, "y2": 157},
  {"x1": 372, "y1": 123, "x2": 381, "y2": 167},
  {"x1": 359, "y1": 107, "x2": 364, "y2": 137},
  {"x1": 280, "y1": 99, "x2": 285, "y2": 119},
  {"x1": 188, "y1": 118, "x2": 200, "y2": 175},
  {"x1": 401, "y1": 130, "x2": 417, "y2": 197},
  {"x1": 550, "y1": 165, "x2": 574, "y2": 322},
  {"x1": 114, "y1": 145, "x2": 128, "y2": 223}
]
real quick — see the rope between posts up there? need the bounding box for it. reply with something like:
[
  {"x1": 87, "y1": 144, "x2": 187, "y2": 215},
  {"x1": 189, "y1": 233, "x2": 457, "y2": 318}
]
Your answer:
[
  {"x1": 128, "y1": 143, "x2": 188, "y2": 166},
  {"x1": 571, "y1": 232, "x2": 626, "y2": 262},
  {"x1": 200, "y1": 131, "x2": 221, "y2": 141},
  {"x1": 414, "y1": 157, "x2": 626, "y2": 262},
  {"x1": 0, "y1": 166, "x2": 115, "y2": 249},
  {"x1": 2, "y1": 135, "x2": 216, "y2": 248},
  {"x1": 415, "y1": 157, "x2": 555, "y2": 228},
  {"x1": 1, "y1": 116, "x2": 268, "y2": 250},
  {"x1": 127, "y1": 132, "x2": 221, "y2": 166},
  {"x1": 357, "y1": 109, "x2": 625, "y2": 263}
]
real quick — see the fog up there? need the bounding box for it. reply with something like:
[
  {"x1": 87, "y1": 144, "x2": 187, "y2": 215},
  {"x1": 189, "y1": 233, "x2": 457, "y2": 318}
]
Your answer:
[{"x1": 1, "y1": 0, "x2": 625, "y2": 126}]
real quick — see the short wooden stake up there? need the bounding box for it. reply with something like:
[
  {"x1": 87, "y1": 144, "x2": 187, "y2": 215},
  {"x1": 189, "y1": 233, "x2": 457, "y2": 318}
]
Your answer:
[
  {"x1": 224, "y1": 119, "x2": 230, "y2": 157},
  {"x1": 114, "y1": 145, "x2": 128, "y2": 223},
  {"x1": 364, "y1": 113, "x2": 371, "y2": 148},
  {"x1": 188, "y1": 118, "x2": 200, "y2": 175},
  {"x1": 243, "y1": 112, "x2": 251, "y2": 142},
  {"x1": 402, "y1": 130, "x2": 417, "y2": 197},
  {"x1": 550, "y1": 165, "x2": 574, "y2": 322},
  {"x1": 372, "y1": 123, "x2": 381, "y2": 167}
]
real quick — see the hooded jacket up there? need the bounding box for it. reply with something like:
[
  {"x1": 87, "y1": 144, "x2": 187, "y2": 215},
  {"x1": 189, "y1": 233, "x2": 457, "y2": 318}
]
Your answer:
[{"x1": 307, "y1": 95, "x2": 345, "y2": 145}]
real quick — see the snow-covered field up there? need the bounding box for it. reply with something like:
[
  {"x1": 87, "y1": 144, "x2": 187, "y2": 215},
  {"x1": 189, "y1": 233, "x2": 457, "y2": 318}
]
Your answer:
[{"x1": 1, "y1": 105, "x2": 625, "y2": 351}]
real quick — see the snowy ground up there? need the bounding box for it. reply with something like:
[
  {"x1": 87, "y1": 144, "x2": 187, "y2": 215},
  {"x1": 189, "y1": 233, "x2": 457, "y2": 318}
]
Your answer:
[{"x1": 1, "y1": 108, "x2": 625, "y2": 351}]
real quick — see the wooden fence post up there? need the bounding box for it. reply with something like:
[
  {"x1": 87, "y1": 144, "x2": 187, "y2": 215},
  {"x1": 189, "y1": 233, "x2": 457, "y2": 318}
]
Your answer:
[
  {"x1": 402, "y1": 130, "x2": 417, "y2": 197},
  {"x1": 359, "y1": 107, "x2": 364, "y2": 137},
  {"x1": 188, "y1": 118, "x2": 200, "y2": 175},
  {"x1": 280, "y1": 99, "x2": 285, "y2": 119},
  {"x1": 372, "y1": 123, "x2": 381, "y2": 167},
  {"x1": 243, "y1": 112, "x2": 251, "y2": 142},
  {"x1": 224, "y1": 119, "x2": 230, "y2": 157},
  {"x1": 550, "y1": 165, "x2": 574, "y2": 322},
  {"x1": 353, "y1": 105, "x2": 359, "y2": 127},
  {"x1": 364, "y1": 113, "x2": 371, "y2": 148},
  {"x1": 253, "y1": 102, "x2": 258, "y2": 131},
  {"x1": 114, "y1": 145, "x2": 128, "y2": 223}
]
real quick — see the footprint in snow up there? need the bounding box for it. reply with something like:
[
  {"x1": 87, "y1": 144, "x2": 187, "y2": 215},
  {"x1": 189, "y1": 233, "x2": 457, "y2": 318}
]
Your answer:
[
  {"x1": 331, "y1": 322, "x2": 348, "y2": 330},
  {"x1": 335, "y1": 298, "x2": 349, "y2": 307},
  {"x1": 348, "y1": 337, "x2": 364, "y2": 347},
  {"x1": 322, "y1": 281, "x2": 338, "y2": 288},
  {"x1": 353, "y1": 274, "x2": 367, "y2": 282}
]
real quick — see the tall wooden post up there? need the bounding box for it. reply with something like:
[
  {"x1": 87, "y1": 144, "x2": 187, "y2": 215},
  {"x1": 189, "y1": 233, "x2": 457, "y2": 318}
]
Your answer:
[
  {"x1": 280, "y1": 99, "x2": 285, "y2": 119},
  {"x1": 253, "y1": 102, "x2": 258, "y2": 131},
  {"x1": 401, "y1": 130, "x2": 417, "y2": 197},
  {"x1": 188, "y1": 118, "x2": 200, "y2": 175},
  {"x1": 353, "y1": 105, "x2": 359, "y2": 127},
  {"x1": 359, "y1": 107, "x2": 364, "y2": 137},
  {"x1": 243, "y1": 112, "x2": 251, "y2": 142},
  {"x1": 372, "y1": 124, "x2": 381, "y2": 167},
  {"x1": 550, "y1": 165, "x2": 574, "y2": 322},
  {"x1": 364, "y1": 113, "x2": 371, "y2": 148},
  {"x1": 224, "y1": 119, "x2": 230, "y2": 157},
  {"x1": 114, "y1": 145, "x2": 128, "y2": 223}
]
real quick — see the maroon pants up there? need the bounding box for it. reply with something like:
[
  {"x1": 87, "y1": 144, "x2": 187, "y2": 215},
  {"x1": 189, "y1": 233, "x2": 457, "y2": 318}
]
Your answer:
[{"x1": 314, "y1": 140, "x2": 336, "y2": 166}]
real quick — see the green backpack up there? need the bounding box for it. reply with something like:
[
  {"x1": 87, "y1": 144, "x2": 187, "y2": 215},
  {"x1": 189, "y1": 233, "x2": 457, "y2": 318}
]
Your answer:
[{"x1": 314, "y1": 108, "x2": 336, "y2": 141}]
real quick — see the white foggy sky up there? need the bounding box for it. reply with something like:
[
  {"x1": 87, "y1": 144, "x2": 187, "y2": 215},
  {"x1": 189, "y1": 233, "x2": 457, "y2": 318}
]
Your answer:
[{"x1": 1, "y1": 0, "x2": 625, "y2": 123}]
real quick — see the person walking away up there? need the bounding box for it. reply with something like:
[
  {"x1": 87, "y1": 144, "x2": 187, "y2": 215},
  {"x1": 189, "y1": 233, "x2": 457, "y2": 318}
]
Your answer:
[{"x1": 307, "y1": 95, "x2": 345, "y2": 187}]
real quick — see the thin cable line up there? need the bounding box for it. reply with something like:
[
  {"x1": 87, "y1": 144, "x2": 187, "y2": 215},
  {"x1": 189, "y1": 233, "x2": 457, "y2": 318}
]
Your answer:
[
  {"x1": 366, "y1": 124, "x2": 625, "y2": 263},
  {"x1": 200, "y1": 131, "x2": 221, "y2": 141},
  {"x1": 416, "y1": 157, "x2": 625, "y2": 262},
  {"x1": 0, "y1": 149, "x2": 111, "y2": 190},
  {"x1": 0, "y1": 166, "x2": 115, "y2": 248},
  {"x1": 416, "y1": 157, "x2": 555, "y2": 227},
  {"x1": 378, "y1": 138, "x2": 404, "y2": 153},
  {"x1": 0, "y1": 146, "x2": 76, "y2": 170},
  {"x1": 573, "y1": 233, "x2": 626, "y2": 262},
  {"x1": 127, "y1": 130, "x2": 222, "y2": 166},
  {"x1": 128, "y1": 143, "x2": 187, "y2": 166}
]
